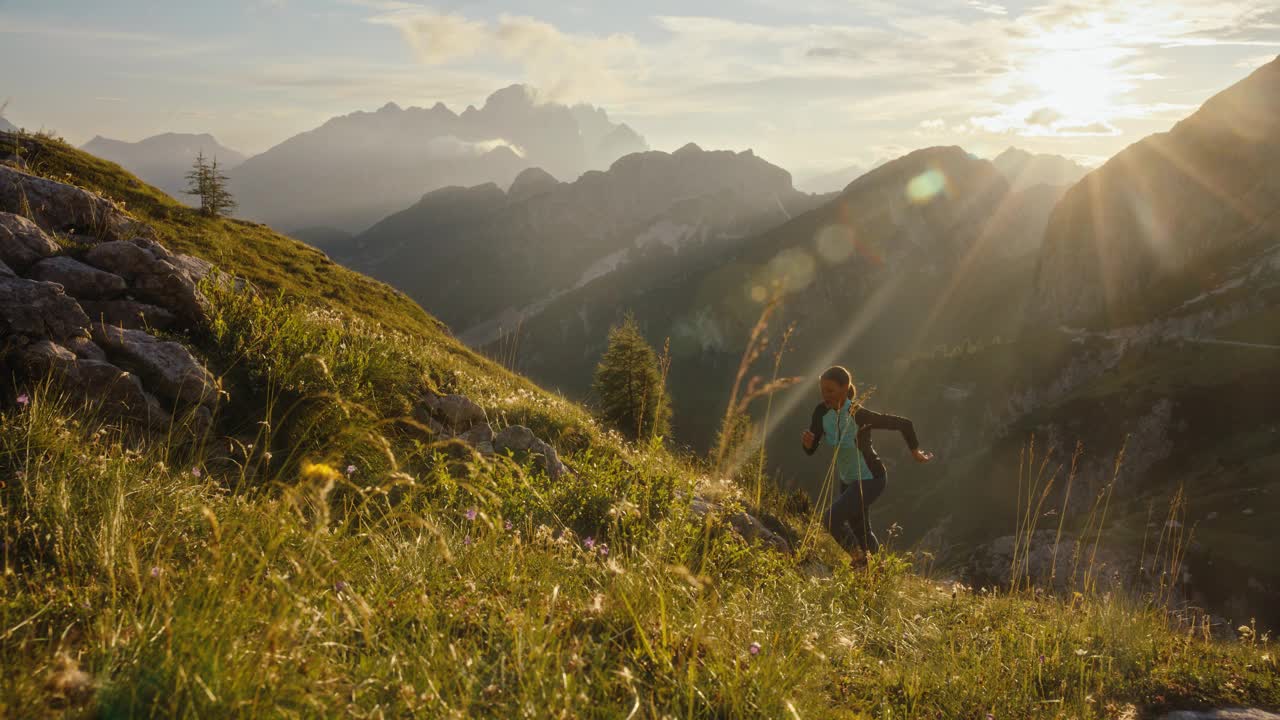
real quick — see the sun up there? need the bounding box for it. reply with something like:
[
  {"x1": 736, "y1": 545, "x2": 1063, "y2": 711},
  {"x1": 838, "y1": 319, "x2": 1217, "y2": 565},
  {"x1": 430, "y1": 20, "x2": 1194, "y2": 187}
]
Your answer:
[{"x1": 1021, "y1": 47, "x2": 1130, "y2": 124}]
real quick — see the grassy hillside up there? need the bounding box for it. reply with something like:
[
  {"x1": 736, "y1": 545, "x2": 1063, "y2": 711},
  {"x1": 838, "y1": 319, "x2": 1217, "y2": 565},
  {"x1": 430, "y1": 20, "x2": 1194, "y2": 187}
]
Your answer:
[{"x1": 1, "y1": 134, "x2": 1277, "y2": 717}]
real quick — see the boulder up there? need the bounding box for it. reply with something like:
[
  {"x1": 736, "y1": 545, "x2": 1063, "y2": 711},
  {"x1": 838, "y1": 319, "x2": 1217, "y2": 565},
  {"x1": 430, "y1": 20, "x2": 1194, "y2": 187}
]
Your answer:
[
  {"x1": 83, "y1": 240, "x2": 207, "y2": 324},
  {"x1": 64, "y1": 336, "x2": 107, "y2": 362},
  {"x1": 19, "y1": 340, "x2": 169, "y2": 428},
  {"x1": 458, "y1": 423, "x2": 494, "y2": 445},
  {"x1": 689, "y1": 496, "x2": 792, "y2": 553},
  {"x1": 92, "y1": 324, "x2": 220, "y2": 408},
  {"x1": 79, "y1": 300, "x2": 177, "y2": 331},
  {"x1": 493, "y1": 424, "x2": 566, "y2": 480},
  {"x1": 0, "y1": 258, "x2": 14, "y2": 279},
  {"x1": 30, "y1": 256, "x2": 127, "y2": 299},
  {"x1": 0, "y1": 275, "x2": 90, "y2": 343},
  {"x1": 0, "y1": 212, "x2": 61, "y2": 269},
  {"x1": 423, "y1": 393, "x2": 487, "y2": 431},
  {"x1": 0, "y1": 166, "x2": 137, "y2": 242}
]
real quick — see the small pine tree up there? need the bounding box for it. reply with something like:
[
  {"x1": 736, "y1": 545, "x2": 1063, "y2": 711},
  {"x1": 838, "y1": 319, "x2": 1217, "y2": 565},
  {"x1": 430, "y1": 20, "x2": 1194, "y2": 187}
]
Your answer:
[
  {"x1": 592, "y1": 314, "x2": 671, "y2": 441},
  {"x1": 185, "y1": 151, "x2": 236, "y2": 217}
]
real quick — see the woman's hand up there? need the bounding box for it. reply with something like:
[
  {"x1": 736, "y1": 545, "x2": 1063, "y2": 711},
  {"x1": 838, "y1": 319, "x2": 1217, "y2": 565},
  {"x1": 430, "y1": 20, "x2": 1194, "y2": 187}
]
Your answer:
[
  {"x1": 913, "y1": 448, "x2": 934, "y2": 464},
  {"x1": 802, "y1": 429, "x2": 816, "y2": 450}
]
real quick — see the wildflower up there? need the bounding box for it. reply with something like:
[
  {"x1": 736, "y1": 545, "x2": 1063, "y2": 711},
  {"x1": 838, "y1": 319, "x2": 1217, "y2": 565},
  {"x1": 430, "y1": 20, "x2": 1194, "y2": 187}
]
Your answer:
[
  {"x1": 301, "y1": 460, "x2": 341, "y2": 482},
  {"x1": 504, "y1": 520, "x2": 513, "y2": 532},
  {"x1": 191, "y1": 467, "x2": 202, "y2": 478},
  {"x1": 1075, "y1": 648, "x2": 1088, "y2": 656},
  {"x1": 16, "y1": 392, "x2": 30, "y2": 408},
  {"x1": 583, "y1": 537, "x2": 596, "y2": 551},
  {"x1": 463, "y1": 535, "x2": 472, "y2": 546},
  {"x1": 598, "y1": 543, "x2": 609, "y2": 557},
  {"x1": 749, "y1": 642, "x2": 761, "y2": 656},
  {"x1": 150, "y1": 566, "x2": 161, "y2": 578},
  {"x1": 346, "y1": 464, "x2": 356, "y2": 476},
  {"x1": 1039, "y1": 655, "x2": 1046, "y2": 664},
  {"x1": 334, "y1": 580, "x2": 348, "y2": 593},
  {"x1": 465, "y1": 508, "x2": 477, "y2": 521}
]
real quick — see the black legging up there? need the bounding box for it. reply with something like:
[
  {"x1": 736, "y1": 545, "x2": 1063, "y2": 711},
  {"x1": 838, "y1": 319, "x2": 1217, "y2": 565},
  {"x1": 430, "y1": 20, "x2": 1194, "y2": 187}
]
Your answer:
[{"x1": 822, "y1": 475, "x2": 886, "y2": 553}]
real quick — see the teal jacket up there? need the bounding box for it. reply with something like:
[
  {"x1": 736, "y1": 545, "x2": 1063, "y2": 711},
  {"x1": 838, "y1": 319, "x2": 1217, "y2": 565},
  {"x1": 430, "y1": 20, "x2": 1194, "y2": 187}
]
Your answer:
[{"x1": 804, "y1": 399, "x2": 920, "y2": 484}]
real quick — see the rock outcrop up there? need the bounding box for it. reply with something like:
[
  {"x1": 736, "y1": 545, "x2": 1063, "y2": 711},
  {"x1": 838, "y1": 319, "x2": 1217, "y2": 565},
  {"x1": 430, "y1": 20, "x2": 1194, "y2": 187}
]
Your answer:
[
  {"x1": 0, "y1": 163, "x2": 223, "y2": 434},
  {"x1": 0, "y1": 165, "x2": 139, "y2": 242}
]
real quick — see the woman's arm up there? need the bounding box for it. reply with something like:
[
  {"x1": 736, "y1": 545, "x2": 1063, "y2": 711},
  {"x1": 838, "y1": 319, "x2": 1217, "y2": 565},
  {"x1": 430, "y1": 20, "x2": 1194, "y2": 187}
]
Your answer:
[
  {"x1": 854, "y1": 407, "x2": 920, "y2": 451},
  {"x1": 801, "y1": 403, "x2": 825, "y2": 455}
]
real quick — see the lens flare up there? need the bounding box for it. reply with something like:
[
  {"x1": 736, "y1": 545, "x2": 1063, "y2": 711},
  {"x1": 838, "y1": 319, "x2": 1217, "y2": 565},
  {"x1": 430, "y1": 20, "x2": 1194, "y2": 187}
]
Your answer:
[
  {"x1": 764, "y1": 247, "x2": 816, "y2": 293},
  {"x1": 906, "y1": 169, "x2": 947, "y2": 204},
  {"x1": 814, "y1": 224, "x2": 856, "y2": 264}
]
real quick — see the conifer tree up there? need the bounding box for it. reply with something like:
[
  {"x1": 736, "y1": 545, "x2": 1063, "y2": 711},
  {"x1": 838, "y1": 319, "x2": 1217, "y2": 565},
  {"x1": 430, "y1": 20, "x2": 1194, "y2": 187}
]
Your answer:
[
  {"x1": 592, "y1": 314, "x2": 671, "y2": 441},
  {"x1": 185, "y1": 151, "x2": 236, "y2": 217}
]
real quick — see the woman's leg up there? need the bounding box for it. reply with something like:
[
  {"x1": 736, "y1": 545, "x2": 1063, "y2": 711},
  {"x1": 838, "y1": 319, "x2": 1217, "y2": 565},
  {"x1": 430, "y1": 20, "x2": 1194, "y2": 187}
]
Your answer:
[{"x1": 847, "y1": 475, "x2": 886, "y2": 553}]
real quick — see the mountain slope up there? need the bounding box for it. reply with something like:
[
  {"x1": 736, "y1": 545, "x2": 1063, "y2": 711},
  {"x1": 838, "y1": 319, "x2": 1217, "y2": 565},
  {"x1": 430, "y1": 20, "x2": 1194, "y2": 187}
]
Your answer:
[
  {"x1": 0, "y1": 116, "x2": 16, "y2": 133},
  {"x1": 81, "y1": 132, "x2": 245, "y2": 204},
  {"x1": 1036, "y1": 56, "x2": 1280, "y2": 327},
  {"x1": 228, "y1": 86, "x2": 648, "y2": 233}
]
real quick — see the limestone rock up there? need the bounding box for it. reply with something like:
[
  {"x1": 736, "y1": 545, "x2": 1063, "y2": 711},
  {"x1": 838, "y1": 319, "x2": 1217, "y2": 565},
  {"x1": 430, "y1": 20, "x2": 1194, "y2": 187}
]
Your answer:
[
  {"x1": 493, "y1": 424, "x2": 566, "y2": 480},
  {"x1": 0, "y1": 212, "x2": 61, "y2": 269},
  {"x1": 83, "y1": 240, "x2": 207, "y2": 324},
  {"x1": 30, "y1": 256, "x2": 127, "y2": 299},
  {"x1": 423, "y1": 393, "x2": 487, "y2": 431},
  {"x1": 0, "y1": 165, "x2": 137, "y2": 242},
  {"x1": 19, "y1": 340, "x2": 168, "y2": 427},
  {"x1": 80, "y1": 299, "x2": 177, "y2": 331},
  {"x1": 65, "y1": 336, "x2": 107, "y2": 362},
  {"x1": 689, "y1": 496, "x2": 792, "y2": 553},
  {"x1": 0, "y1": 275, "x2": 90, "y2": 343},
  {"x1": 92, "y1": 324, "x2": 220, "y2": 408},
  {"x1": 458, "y1": 423, "x2": 494, "y2": 445},
  {"x1": 0, "y1": 257, "x2": 14, "y2": 279}
]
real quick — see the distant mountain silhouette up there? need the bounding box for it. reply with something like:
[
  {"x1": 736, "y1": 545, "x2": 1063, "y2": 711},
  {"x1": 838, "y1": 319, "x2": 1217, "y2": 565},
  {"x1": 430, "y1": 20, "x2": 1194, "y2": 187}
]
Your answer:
[
  {"x1": 796, "y1": 164, "x2": 866, "y2": 194},
  {"x1": 0, "y1": 116, "x2": 17, "y2": 133},
  {"x1": 228, "y1": 85, "x2": 648, "y2": 232},
  {"x1": 992, "y1": 148, "x2": 1089, "y2": 192},
  {"x1": 81, "y1": 133, "x2": 245, "y2": 204}
]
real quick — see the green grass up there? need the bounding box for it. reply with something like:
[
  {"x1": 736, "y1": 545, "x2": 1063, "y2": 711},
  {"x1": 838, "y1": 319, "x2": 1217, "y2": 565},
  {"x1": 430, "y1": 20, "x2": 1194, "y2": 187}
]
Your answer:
[{"x1": 1, "y1": 132, "x2": 1277, "y2": 717}]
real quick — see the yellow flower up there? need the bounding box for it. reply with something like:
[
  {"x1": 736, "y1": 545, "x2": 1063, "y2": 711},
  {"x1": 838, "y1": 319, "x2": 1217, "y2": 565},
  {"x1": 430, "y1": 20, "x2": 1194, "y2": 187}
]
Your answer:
[{"x1": 301, "y1": 460, "x2": 341, "y2": 483}]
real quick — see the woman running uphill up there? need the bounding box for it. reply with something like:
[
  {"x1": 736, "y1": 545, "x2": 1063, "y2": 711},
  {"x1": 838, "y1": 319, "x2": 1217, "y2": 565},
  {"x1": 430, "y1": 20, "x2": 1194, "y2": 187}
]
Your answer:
[{"x1": 801, "y1": 366, "x2": 933, "y2": 564}]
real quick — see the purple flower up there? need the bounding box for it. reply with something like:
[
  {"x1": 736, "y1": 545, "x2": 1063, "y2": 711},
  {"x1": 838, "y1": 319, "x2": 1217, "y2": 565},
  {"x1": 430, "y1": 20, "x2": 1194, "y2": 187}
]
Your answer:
[
  {"x1": 15, "y1": 392, "x2": 29, "y2": 408},
  {"x1": 598, "y1": 544, "x2": 609, "y2": 557},
  {"x1": 748, "y1": 642, "x2": 761, "y2": 656},
  {"x1": 463, "y1": 535, "x2": 472, "y2": 546},
  {"x1": 334, "y1": 580, "x2": 348, "y2": 593},
  {"x1": 465, "y1": 508, "x2": 477, "y2": 521},
  {"x1": 583, "y1": 537, "x2": 596, "y2": 551},
  {"x1": 346, "y1": 464, "x2": 356, "y2": 476},
  {"x1": 504, "y1": 520, "x2": 513, "y2": 532},
  {"x1": 150, "y1": 566, "x2": 162, "y2": 578},
  {"x1": 191, "y1": 467, "x2": 202, "y2": 478}
]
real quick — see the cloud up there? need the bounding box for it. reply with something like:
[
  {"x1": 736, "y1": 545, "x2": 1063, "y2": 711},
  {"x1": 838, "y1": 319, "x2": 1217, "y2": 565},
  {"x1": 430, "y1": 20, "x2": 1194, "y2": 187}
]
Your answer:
[
  {"x1": 367, "y1": 7, "x2": 639, "y2": 102},
  {"x1": 427, "y1": 135, "x2": 525, "y2": 157},
  {"x1": 967, "y1": 1, "x2": 1007, "y2": 16},
  {"x1": 1025, "y1": 107, "x2": 1062, "y2": 126}
]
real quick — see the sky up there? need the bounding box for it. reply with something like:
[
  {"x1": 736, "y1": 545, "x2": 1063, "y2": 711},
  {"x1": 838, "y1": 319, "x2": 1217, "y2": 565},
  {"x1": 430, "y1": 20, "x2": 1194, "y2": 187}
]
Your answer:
[{"x1": 1, "y1": 0, "x2": 1278, "y2": 178}]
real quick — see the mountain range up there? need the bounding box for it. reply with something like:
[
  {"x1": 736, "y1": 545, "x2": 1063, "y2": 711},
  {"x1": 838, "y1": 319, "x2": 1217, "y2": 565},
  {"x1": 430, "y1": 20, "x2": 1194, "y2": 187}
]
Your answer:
[
  {"x1": 227, "y1": 85, "x2": 648, "y2": 233},
  {"x1": 335, "y1": 143, "x2": 824, "y2": 335}
]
